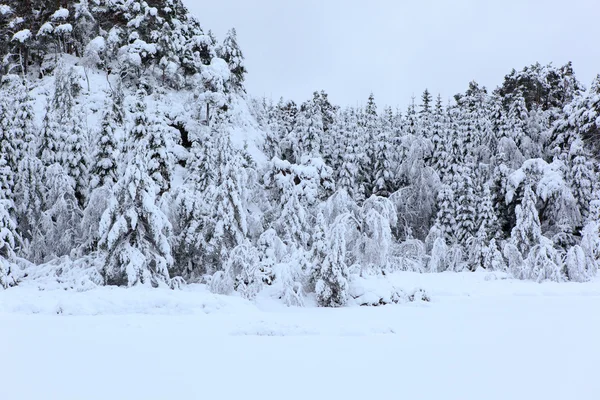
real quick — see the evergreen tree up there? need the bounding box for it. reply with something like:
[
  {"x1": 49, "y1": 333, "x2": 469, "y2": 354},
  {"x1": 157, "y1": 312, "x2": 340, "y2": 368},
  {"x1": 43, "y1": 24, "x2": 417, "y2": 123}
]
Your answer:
[
  {"x1": 62, "y1": 107, "x2": 90, "y2": 206},
  {"x1": 315, "y1": 223, "x2": 349, "y2": 307},
  {"x1": 98, "y1": 112, "x2": 173, "y2": 288},
  {"x1": 90, "y1": 105, "x2": 119, "y2": 190},
  {"x1": 511, "y1": 185, "x2": 541, "y2": 258},
  {"x1": 218, "y1": 28, "x2": 247, "y2": 92},
  {"x1": 205, "y1": 117, "x2": 251, "y2": 270},
  {"x1": 147, "y1": 116, "x2": 174, "y2": 197},
  {"x1": 38, "y1": 104, "x2": 61, "y2": 167}
]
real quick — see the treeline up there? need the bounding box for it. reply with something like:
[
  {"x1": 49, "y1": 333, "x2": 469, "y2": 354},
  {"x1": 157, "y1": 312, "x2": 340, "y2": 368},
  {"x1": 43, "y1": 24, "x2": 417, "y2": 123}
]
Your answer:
[{"x1": 0, "y1": 1, "x2": 599, "y2": 307}]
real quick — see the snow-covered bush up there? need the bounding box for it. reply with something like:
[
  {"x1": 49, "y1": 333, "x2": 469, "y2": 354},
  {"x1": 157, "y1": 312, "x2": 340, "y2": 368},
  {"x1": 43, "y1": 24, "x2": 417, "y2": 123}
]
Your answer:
[
  {"x1": 209, "y1": 242, "x2": 264, "y2": 300},
  {"x1": 565, "y1": 245, "x2": 591, "y2": 283}
]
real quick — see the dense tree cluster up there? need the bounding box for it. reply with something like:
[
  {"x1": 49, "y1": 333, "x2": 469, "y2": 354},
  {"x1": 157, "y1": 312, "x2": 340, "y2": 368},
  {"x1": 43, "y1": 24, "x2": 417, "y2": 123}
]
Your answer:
[{"x1": 0, "y1": 1, "x2": 599, "y2": 306}]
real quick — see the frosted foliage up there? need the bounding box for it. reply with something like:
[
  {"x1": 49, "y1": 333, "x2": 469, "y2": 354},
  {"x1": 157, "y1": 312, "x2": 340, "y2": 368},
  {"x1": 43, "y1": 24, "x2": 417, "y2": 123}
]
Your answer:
[
  {"x1": 276, "y1": 259, "x2": 306, "y2": 307},
  {"x1": 210, "y1": 243, "x2": 263, "y2": 300},
  {"x1": 503, "y1": 243, "x2": 524, "y2": 279},
  {"x1": 79, "y1": 186, "x2": 111, "y2": 256},
  {"x1": 429, "y1": 237, "x2": 447, "y2": 273},
  {"x1": 580, "y1": 221, "x2": 600, "y2": 277},
  {"x1": 525, "y1": 237, "x2": 564, "y2": 282},
  {"x1": 357, "y1": 196, "x2": 397, "y2": 271}
]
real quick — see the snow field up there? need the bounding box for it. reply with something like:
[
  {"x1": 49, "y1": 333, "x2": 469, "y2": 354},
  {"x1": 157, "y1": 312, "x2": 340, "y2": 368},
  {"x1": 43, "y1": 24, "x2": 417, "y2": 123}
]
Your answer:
[{"x1": 1, "y1": 272, "x2": 600, "y2": 400}]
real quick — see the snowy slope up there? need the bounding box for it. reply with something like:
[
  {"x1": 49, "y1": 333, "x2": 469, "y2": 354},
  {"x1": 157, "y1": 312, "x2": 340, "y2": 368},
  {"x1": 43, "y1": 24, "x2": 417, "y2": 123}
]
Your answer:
[{"x1": 1, "y1": 272, "x2": 600, "y2": 400}]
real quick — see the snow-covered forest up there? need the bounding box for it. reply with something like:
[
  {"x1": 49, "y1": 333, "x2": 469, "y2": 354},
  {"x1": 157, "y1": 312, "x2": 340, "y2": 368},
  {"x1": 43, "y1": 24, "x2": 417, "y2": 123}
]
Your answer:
[{"x1": 1, "y1": 0, "x2": 599, "y2": 308}]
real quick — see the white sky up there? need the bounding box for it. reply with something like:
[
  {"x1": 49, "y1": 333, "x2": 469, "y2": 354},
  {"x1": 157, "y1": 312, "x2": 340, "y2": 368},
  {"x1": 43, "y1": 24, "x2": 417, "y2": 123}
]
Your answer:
[{"x1": 183, "y1": 0, "x2": 600, "y2": 109}]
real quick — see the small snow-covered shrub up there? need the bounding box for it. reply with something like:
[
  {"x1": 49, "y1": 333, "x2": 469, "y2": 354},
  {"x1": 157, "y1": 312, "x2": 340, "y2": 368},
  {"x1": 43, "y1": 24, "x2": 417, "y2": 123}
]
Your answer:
[
  {"x1": 525, "y1": 237, "x2": 565, "y2": 282},
  {"x1": 274, "y1": 259, "x2": 306, "y2": 307},
  {"x1": 428, "y1": 237, "x2": 447, "y2": 273},
  {"x1": 348, "y1": 275, "x2": 430, "y2": 306},
  {"x1": 392, "y1": 238, "x2": 427, "y2": 272},
  {"x1": 21, "y1": 255, "x2": 104, "y2": 291},
  {"x1": 0, "y1": 258, "x2": 19, "y2": 289},
  {"x1": 210, "y1": 242, "x2": 264, "y2": 300},
  {"x1": 565, "y1": 245, "x2": 591, "y2": 282}
]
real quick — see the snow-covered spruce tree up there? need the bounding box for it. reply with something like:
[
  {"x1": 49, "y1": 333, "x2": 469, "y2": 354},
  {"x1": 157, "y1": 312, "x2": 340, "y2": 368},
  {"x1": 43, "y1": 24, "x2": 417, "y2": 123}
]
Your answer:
[
  {"x1": 97, "y1": 89, "x2": 173, "y2": 287},
  {"x1": 146, "y1": 115, "x2": 175, "y2": 197},
  {"x1": 31, "y1": 164, "x2": 81, "y2": 263},
  {"x1": 170, "y1": 126, "x2": 215, "y2": 279},
  {"x1": 98, "y1": 151, "x2": 173, "y2": 287},
  {"x1": 315, "y1": 223, "x2": 349, "y2": 307},
  {"x1": 419, "y1": 89, "x2": 433, "y2": 137},
  {"x1": 429, "y1": 94, "x2": 448, "y2": 172},
  {"x1": 62, "y1": 106, "x2": 90, "y2": 207},
  {"x1": 434, "y1": 184, "x2": 457, "y2": 244},
  {"x1": 566, "y1": 138, "x2": 597, "y2": 221},
  {"x1": 360, "y1": 94, "x2": 380, "y2": 197},
  {"x1": 293, "y1": 98, "x2": 324, "y2": 161},
  {"x1": 373, "y1": 107, "x2": 394, "y2": 197},
  {"x1": 0, "y1": 197, "x2": 19, "y2": 289},
  {"x1": 510, "y1": 185, "x2": 541, "y2": 258},
  {"x1": 217, "y1": 28, "x2": 247, "y2": 93},
  {"x1": 337, "y1": 108, "x2": 363, "y2": 201},
  {"x1": 482, "y1": 239, "x2": 506, "y2": 272},
  {"x1": 90, "y1": 104, "x2": 119, "y2": 190},
  {"x1": 13, "y1": 154, "x2": 45, "y2": 250},
  {"x1": 38, "y1": 104, "x2": 61, "y2": 167},
  {"x1": 452, "y1": 163, "x2": 477, "y2": 245},
  {"x1": 467, "y1": 224, "x2": 488, "y2": 271},
  {"x1": 205, "y1": 116, "x2": 251, "y2": 271}
]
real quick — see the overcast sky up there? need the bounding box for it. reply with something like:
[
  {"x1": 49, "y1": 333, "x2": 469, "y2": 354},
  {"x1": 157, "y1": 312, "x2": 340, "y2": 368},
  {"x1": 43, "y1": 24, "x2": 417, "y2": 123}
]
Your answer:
[{"x1": 184, "y1": 0, "x2": 600, "y2": 109}]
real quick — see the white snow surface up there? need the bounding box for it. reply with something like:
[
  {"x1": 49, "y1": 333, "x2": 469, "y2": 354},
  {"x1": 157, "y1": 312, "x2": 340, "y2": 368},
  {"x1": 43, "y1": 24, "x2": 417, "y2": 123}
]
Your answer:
[{"x1": 1, "y1": 271, "x2": 599, "y2": 400}]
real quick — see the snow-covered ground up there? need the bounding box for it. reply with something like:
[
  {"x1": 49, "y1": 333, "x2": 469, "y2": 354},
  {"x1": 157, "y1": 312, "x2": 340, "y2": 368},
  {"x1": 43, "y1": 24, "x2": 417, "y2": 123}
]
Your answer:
[{"x1": 2, "y1": 272, "x2": 600, "y2": 400}]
